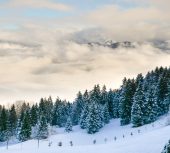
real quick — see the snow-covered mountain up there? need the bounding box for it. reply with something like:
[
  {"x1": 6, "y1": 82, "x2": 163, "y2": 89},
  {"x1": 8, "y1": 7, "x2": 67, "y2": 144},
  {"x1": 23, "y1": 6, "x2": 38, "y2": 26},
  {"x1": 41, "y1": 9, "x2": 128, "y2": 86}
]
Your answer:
[
  {"x1": 0, "y1": 115, "x2": 169, "y2": 153},
  {"x1": 80, "y1": 39, "x2": 170, "y2": 51},
  {"x1": 87, "y1": 40, "x2": 137, "y2": 49}
]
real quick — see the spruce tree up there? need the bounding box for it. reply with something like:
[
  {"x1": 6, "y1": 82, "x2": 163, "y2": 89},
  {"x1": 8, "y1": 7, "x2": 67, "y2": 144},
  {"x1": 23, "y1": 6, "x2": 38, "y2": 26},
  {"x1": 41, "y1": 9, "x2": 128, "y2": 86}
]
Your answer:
[
  {"x1": 19, "y1": 110, "x2": 31, "y2": 142},
  {"x1": 30, "y1": 104, "x2": 38, "y2": 127},
  {"x1": 0, "y1": 107, "x2": 8, "y2": 142},
  {"x1": 80, "y1": 104, "x2": 89, "y2": 129},
  {"x1": 131, "y1": 76, "x2": 145, "y2": 127},
  {"x1": 72, "y1": 92, "x2": 84, "y2": 125},
  {"x1": 157, "y1": 72, "x2": 169, "y2": 116},
  {"x1": 146, "y1": 86, "x2": 158, "y2": 123},
  {"x1": 86, "y1": 102, "x2": 102, "y2": 134},
  {"x1": 107, "y1": 89, "x2": 114, "y2": 118},
  {"x1": 65, "y1": 117, "x2": 73, "y2": 132},
  {"x1": 101, "y1": 85, "x2": 108, "y2": 105},
  {"x1": 52, "y1": 98, "x2": 61, "y2": 126},
  {"x1": 9, "y1": 104, "x2": 17, "y2": 136},
  {"x1": 102, "y1": 103, "x2": 110, "y2": 124},
  {"x1": 120, "y1": 78, "x2": 136, "y2": 125},
  {"x1": 161, "y1": 140, "x2": 170, "y2": 153},
  {"x1": 112, "y1": 90, "x2": 120, "y2": 118},
  {"x1": 37, "y1": 114, "x2": 49, "y2": 139},
  {"x1": 46, "y1": 96, "x2": 53, "y2": 125}
]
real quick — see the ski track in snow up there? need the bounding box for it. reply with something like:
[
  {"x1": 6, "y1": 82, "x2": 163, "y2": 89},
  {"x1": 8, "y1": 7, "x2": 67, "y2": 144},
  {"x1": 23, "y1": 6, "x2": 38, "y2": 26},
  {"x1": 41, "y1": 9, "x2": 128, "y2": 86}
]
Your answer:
[{"x1": 0, "y1": 116, "x2": 169, "y2": 153}]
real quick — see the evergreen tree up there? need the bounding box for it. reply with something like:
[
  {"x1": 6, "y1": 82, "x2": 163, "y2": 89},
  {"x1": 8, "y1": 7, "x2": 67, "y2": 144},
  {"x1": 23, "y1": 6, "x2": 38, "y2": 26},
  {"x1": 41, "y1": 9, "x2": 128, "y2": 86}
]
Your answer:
[
  {"x1": 65, "y1": 116, "x2": 73, "y2": 132},
  {"x1": 9, "y1": 104, "x2": 17, "y2": 136},
  {"x1": 46, "y1": 96, "x2": 53, "y2": 125},
  {"x1": 80, "y1": 104, "x2": 89, "y2": 129},
  {"x1": 131, "y1": 76, "x2": 145, "y2": 127},
  {"x1": 19, "y1": 110, "x2": 31, "y2": 142},
  {"x1": 161, "y1": 140, "x2": 170, "y2": 153},
  {"x1": 37, "y1": 114, "x2": 49, "y2": 139},
  {"x1": 30, "y1": 104, "x2": 38, "y2": 127},
  {"x1": 79, "y1": 90, "x2": 90, "y2": 129},
  {"x1": 86, "y1": 102, "x2": 102, "y2": 134},
  {"x1": 0, "y1": 107, "x2": 8, "y2": 142},
  {"x1": 145, "y1": 86, "x2": 158, "y2": 123},
  {"x1": 107, "y1": 89, "x2": 114, "y2": 118},
  {"x1": 157, "y1": 72, "x2": 169, "y2": 116},
  {"x1": 72, "y1": 92, "x2": 84, "y2": 125},
  {"x1": 102, "y1": 103, "x2": 110, "y2": 124},
  {"x1": 101, "y1": 85, "x2": 108, "y2": 105},
  {"x1": 120, "y1": 78, "x2": 136, "y2": 125},
  {"x1": 52, "y1": 98, "x2": 61, "y2": 126},
  {"x1": 112, "y1": 90, "x2": 120, "y2": 118},
  {"x1": 90, "y1": 85, "x2": 101, "y2": 104}
]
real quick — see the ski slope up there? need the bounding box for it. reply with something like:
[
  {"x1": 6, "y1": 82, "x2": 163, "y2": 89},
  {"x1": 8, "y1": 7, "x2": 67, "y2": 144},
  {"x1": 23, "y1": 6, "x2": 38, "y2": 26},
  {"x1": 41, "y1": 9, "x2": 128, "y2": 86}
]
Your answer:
[{"x1": 0, "y1": 116, "x2": 169, "y2": 153}]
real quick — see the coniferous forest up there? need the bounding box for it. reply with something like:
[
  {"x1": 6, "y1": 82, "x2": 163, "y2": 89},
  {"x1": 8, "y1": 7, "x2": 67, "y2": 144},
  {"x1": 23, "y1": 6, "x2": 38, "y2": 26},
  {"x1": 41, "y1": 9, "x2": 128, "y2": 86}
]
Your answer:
[{"x1": 0, "y1": 66, "x2": 170, "y2": 143}]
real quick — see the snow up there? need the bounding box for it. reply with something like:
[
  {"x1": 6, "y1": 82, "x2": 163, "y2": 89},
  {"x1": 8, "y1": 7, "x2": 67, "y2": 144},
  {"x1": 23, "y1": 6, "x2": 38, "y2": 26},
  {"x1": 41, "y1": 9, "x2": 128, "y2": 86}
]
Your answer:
[{"x1": 0, "y1": 115, "x2": 169, "y2": 153}]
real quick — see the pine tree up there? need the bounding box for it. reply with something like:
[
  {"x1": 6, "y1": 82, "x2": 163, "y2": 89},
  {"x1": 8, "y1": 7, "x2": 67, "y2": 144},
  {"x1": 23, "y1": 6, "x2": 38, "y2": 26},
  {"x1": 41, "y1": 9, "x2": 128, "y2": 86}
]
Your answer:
[
  {"x1": 161, "y1": 140, "x2": 170, "y2": 153},
  {"x1": 107, "y1": 89, "x2": 114, "y2": 118},
  {"x1": 86, "y1": 102, "x2": 102, "y2": 134},
  {"x1": 19, "y1": 110, "x2": 31, "y2": 142},
  {"x1": 146, "y1": 86, "x2": 158, "y2": 123},
  {"x1": 102, "y1": 103, "x2": 110, "y2": 124},
  {"x1": 79, "y1": 90, "x2": 89, "y2": 129},
  {"x1": 101, "y1": 85, "x2": 108, "y2": 105},
  {"x1": 72, "y1": 92, "x2": 84, "y2": 125},
  {"x1": 37, "y1": 114, "x2": 49, "y2": 139},
  {"x1": 157, "y1": 72, "x2": 169, "y2": 116},
  {"x1": 46, "y1": 96, "x2": 53, "y2": 125},
  {"x1": 112, "y1": 90, "x2": 120, "y2": 118},
  {"x1": 90, "y1": 85, "x2": 101, "y2": 104},
  {"x1": 80, "y1": 104, "x2": 88, "y2": 129},
  {"x1": 30, "y1": 104, "x2": 38, "y2": 127},
  {"x1": 9, "y1": 104, "x2": 17, "y2": 136},
  {"x1": 120, "y1": 78, "x2": 136, "y2": 125},
  {"x1": 131, "y1": 76, "x2": 145, "y2": 127},
  {"x1": 52, "y1": 98, "x2": 61, "y2": 126},
  {"x1": 0, "y1": 107, "x2": 8, "y2": 142},
  {"x1": 65, "y1": 117, "x2": 73, "y2": 132}
]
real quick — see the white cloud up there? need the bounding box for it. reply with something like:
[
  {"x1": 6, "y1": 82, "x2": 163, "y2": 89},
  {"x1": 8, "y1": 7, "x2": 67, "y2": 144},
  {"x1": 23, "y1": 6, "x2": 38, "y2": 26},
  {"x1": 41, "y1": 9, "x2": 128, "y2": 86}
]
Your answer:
[
  {"x1": 82, "y1": 4, "x2": 170, "y2": 41},
  {"x1": 0, "y1": 26, "x2": 170, "y2": 104},
  {"x1": 0, "y1": 0, "x2": 170, "y2": 104},
  {"x1": 1, "y1": 0, "x2": 72, "y2": 11}
]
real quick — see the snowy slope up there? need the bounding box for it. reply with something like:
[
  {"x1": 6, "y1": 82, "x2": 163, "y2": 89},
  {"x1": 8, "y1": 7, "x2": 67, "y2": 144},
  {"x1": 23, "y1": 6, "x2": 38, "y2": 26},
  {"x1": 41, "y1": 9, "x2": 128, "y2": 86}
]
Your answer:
[{"x1": 0, "y1": 116, "x2": 169, "y2": 153}]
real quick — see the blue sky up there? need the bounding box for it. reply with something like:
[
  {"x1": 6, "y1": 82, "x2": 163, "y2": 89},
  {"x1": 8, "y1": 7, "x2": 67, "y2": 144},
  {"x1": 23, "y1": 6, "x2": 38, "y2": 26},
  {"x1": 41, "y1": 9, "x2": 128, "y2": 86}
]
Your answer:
[
  {"x1": 0, "y1": 0, "x2": 139, "y2": 20},
  {"x1": 0, "y1": 0, "x2": 141, "y2": 31}
]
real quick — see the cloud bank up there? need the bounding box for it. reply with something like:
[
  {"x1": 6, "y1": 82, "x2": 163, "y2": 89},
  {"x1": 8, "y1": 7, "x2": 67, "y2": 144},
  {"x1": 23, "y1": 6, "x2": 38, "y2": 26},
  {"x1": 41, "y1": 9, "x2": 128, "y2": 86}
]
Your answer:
[{"x1": 0, "y1": 0, "x2": 170, "y2": 104}]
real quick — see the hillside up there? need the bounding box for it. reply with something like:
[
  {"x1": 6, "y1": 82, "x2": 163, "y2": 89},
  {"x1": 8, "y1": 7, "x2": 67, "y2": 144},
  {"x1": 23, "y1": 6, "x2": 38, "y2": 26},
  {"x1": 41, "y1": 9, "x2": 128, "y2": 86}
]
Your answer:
[{"x1": 0, "y1": 115, "x2": 169, "y2": 153}]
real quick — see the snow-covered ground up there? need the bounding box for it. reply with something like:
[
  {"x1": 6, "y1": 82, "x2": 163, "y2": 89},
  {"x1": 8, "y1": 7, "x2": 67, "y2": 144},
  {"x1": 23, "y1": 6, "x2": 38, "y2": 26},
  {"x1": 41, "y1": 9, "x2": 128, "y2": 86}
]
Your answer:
[{"x1": 0, "y1": 116, "x2": 169, "y2": 153}]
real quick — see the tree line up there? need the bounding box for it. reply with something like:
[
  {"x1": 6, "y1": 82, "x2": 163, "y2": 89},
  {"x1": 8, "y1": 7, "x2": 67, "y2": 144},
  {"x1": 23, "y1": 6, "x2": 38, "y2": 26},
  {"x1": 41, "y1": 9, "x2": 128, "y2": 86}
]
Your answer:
[{"x1": 0, "y1": 66, "x2": 170, "y2": 143}]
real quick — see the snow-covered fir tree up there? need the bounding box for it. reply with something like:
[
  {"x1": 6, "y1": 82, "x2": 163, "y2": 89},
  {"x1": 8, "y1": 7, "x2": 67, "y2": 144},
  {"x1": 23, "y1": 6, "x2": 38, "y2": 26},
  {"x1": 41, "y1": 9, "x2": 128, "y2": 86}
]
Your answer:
[
  {"x1": 0, "y1": 107, "x2": 8, "y2": 142},
  {"x1": 102, "y1": 103, "x2": 110, "y2": 124},
  {"x1": 119, "y1": 78, "x2": 136, "y2": 125},
  {"x1": 9, "y1": 104, "x2": 17, "y2": 136},
  {"x1": 19, "y1": 110, "x2": 31, "y2": 142},
  {"x1": 80, "y1": 104, "x2": 89, "y2": 129},
  {"x1": 131, "y1": 74, "x2": 145, "y2": 127},
  {"x1": 86, "y1": 101, "x2": 102, "y2": 134},
  {"x1": 72, "y1": 92, "x2": 84, "y2": 125},
  {"x1": 107, "y1": 89, "x2": 115, "y2": 118},
  {"x1": 161, "y1": 140, "x2": 170, "y2": 153},
  {"x1": 147, "y1": 86, "x2": 159, "y2": 123},
  {"x1": 65, "y1": 116, "x2": 73, "y2": 132},
  {"x1": 37, "y1": 114, "x2": 49, "y2": 139}
]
